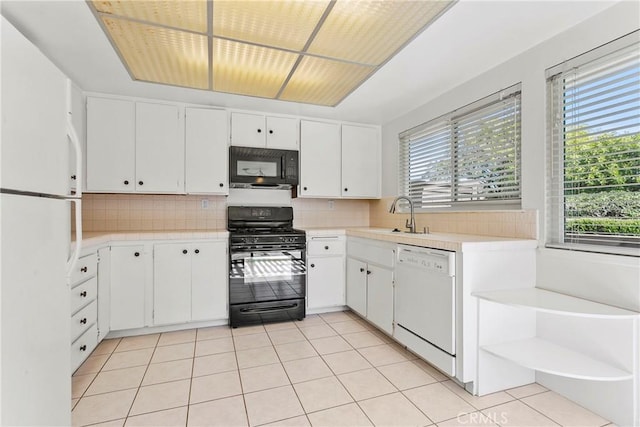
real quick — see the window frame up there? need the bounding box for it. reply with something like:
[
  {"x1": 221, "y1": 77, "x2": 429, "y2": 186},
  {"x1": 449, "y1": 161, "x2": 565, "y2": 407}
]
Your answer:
[
  {"x1": 398, "y1": 83, "x2": 522, "y2": 212},
  {"x1": 545, "y1": 31, "x2": 640, "y2": 256}
]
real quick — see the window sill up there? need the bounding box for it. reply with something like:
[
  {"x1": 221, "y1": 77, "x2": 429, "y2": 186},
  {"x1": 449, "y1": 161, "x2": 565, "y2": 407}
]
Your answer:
[{"x1": 545, "y1": 243, "x2": 640, "y2": 258}]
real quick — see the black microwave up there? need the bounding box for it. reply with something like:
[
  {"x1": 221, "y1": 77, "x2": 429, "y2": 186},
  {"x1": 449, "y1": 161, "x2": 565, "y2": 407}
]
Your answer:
[{"x1": 229, "y1": 146, "x2": 299, "y2": 189}]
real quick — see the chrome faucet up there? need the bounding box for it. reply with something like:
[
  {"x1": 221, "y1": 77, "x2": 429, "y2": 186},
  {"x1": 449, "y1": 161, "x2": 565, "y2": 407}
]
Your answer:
[{"x1": 389, "y1": 196, "x2": 416, "y2": 234}]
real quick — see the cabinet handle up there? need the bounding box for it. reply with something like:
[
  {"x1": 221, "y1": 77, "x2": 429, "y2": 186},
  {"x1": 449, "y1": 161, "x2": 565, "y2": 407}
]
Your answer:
[
  {"x1": 138, "y1": 181, "x2": 144, "y2": 186},
  {"x1": 367, "y1": 270, "x2": 372, "y2": 275},
  {"x1": 219, "y1": 183, "x2": 224, "y2": 187},
  {"x1": 183, "y1": 249, "x2": 188, "y2": 254},
  {"x1": 360, "y1": 267, "x2": 365, "y2": 273},
  {"x1": 344, "y1": 188, "x2": 348, "y2": 192},
  {"x1": 269, "y1": 129, "x2": 274, "y2": 134},
  {"x1": 194, "y1": 249, "x2": 200, "y2": 254},
  {"x1": 124, "y1": 180, "x2": 129, "y2": 185},
  {"x1": 79, "y1": 345, "x2": 87, "y2": 352},
  {"x1": 134, "y1": 252, "x2": 140, "y2": 257},
  {"x1": 303, "y1": 186, "x2": 308, "y2": 191},
  {"x1": 80, "y1": 291, "x2": 87, "y2": 297},
  {"x1": 310, "y1": 263, "x2": 315, "y2": 268},
  {"x1": 80, "y1": 318, "x2": 87, "y2": 324},
  {"x1": 80, "y1": 266, "x2": 88, "y2": 273},
  {"x1": 257, "y1": 128, "x2": 262, "y2": 133},
  {"x1": 71, "y1": 175, "x2": 77, "y2": 180},
  {"x1": 324, "y1": 245, "x2": 329, "y2": 250}
]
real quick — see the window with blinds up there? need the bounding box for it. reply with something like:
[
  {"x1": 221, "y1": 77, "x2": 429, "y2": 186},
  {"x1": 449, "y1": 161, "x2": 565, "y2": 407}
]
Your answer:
[
  {"x1": 546, "y1": 31, "x2": 639, "y2": 253},
  {"x1": 398, "y1": 84, "x2": 521, "y2": 210}
]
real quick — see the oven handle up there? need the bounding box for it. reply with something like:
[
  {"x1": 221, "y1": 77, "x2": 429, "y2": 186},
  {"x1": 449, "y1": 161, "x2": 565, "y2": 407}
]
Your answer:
[{"x1": 239, "y1": 303, "x2": 299, "y2": 314}]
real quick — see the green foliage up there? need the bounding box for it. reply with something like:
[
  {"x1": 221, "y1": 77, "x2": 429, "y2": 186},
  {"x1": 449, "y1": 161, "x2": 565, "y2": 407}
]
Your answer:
[
  {"x1": 564, "y1": 129, "x2": 640, "y2": 191},
  {"x1": 567, "y1": 218, "x2": 640, "y2": 235},
  {"x1": 565, "y1": 191, "x2": 640, "y2": 218}
]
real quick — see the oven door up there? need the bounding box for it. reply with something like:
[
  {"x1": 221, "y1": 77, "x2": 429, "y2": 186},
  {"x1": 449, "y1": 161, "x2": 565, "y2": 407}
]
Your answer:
[{"x1": 229, "y1": 248, "x2": 306, "y2": 305}]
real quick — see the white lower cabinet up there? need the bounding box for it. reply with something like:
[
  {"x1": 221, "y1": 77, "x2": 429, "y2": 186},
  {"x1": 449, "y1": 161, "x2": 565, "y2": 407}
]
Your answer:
[
  {"x1": 153, "y1": 241, "x2": 227, "y2": 326},
  {"x1": 307, "y1": 235, "x2": 346, "y2": 311},
  {"x1": 110, "y1": 245, "x2": 147, "y2": 331},
  {"x1": 70, "y1": 251, "x2": 100, "y2": 372},
  {"x1": 346, "y1": 237, "x2": 395, "y2": 334}
]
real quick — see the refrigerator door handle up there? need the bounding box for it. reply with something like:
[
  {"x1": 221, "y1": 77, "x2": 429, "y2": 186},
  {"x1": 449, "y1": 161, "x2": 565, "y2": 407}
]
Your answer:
[
  {"x1": 66, "y1": 198, "x2": 82, "y2": 277},
  {"x1": 66, "y1": 79, "x2": 82, "y2": 197}
]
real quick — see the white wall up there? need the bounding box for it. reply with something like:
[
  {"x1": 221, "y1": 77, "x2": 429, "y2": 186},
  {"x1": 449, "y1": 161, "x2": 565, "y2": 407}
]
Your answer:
[{"x1": 381, "y1": 1, "x2": 640, "y2": 311}]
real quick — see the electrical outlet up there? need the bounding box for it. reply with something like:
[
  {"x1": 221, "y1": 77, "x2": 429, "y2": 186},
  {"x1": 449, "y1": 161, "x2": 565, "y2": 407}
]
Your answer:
[
  {"x1": 201, "y1": 199, "x2": 209, "y2": 209},
  {"x1": 328, "y1": 200, "x2": 334, "y2": 210}
]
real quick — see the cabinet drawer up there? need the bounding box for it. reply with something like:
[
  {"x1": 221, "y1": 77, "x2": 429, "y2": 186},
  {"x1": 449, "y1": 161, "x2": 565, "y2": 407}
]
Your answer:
[
  {"x1": 70, "y1": 252, "x2": 98, "y2": 285},
  {"x1": 71, "y1": 299, "x2": 97, "y2": 342},
  {"x1": 308, "y1": 238, "x2": 345, "y2": 256},
  {"x1": 71, "y1": 324, "x2": 98, "y2": 373},
  {"x1": 70, "y1": 277, "x2": 97, "y2": 315},
  {"x1": 348, "y1": 239, "x2": 394, "y2": 268}
]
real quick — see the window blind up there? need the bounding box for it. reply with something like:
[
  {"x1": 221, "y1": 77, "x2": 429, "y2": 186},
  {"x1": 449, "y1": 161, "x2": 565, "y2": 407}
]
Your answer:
[
  {"x1": 399, "y1": 84, "x2": 521, "y2": 210},
  {"x1": 546, "y1": 32, "x2": 640, "y2": 253}
]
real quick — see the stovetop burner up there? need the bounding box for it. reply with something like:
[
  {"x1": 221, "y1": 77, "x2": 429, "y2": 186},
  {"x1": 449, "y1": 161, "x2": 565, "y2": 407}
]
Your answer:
[{"x1": 227, "y1": 206, "x2": 305, "y2": 248}]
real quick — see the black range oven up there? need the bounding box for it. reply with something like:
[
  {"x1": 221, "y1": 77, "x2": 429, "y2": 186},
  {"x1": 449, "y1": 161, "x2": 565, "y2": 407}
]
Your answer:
[{"x1": 227, "y1": 206, "x2": 306, "y2": 328}]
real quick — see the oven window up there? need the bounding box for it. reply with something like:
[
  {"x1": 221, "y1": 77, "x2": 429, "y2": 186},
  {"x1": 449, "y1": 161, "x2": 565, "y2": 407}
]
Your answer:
[
  {"x1": 230, "y1": 250, "x2": 305, "y2": 282},
  {"x1": 237, "y1": 160, "x2": 278, "y2": 177},
  {"x1": 229, "y1": 249, "x2": 306, "y2": 304}
]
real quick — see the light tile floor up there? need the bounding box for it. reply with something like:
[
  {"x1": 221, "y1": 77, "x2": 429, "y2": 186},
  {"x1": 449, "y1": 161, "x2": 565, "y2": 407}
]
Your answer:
[{"x1": 72, "y1": 311, "x2": 614, "y2": 427}]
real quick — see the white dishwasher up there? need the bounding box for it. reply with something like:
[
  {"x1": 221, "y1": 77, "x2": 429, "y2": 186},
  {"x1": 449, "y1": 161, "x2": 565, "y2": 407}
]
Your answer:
[{"x1": 394, "y1": 244, "x2": 456, "y2": 375}]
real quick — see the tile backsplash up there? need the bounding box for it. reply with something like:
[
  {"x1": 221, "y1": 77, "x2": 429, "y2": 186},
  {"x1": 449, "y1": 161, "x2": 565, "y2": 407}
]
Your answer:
[
  {"x1": 77, "y1": 194, "x2": 536, "y2": 239},
  {"x1": 369, "y1": 197, "x2": 538, "y2": 239},
  {"x1": 77, "y1": 194, "x2": 370, "y2": 232}
]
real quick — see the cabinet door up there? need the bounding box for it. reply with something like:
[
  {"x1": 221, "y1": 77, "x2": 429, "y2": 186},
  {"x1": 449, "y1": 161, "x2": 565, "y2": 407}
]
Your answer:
[
  {"x1": 266, "y1": 116, "x2": 298, "y2": 150},
  {"x1": 341, "y1": 124, "x2": 380, "y2": 198},
  {"x1": 300, "y1": 120, "x2": 341, "y2": 197},
  {"x1": 86, "y1": 97, "x2": 135, "y2": 192},
  {"x1": 135, "y1": 102, "x2": 183, "y2": 193},
  {"x1": 153, "y1": 243, "x2": 192, "y2": 325},
  {"x1": 307, "y1": 256, "x2": 345, "y2": 310},
  {"x1": 191, "y1": 241, "x2": 228, "y2": 321},
  {"x1": 345, "y1": 257, "x2": 368, "y2": 316},
  {"x1": 231, "y1": 112, "x2": 265, "y2": 147},
  {"x1": 110, "y1": 246, "x2": 146, "y2": 330},
  {"x1": 185, "y1": 108, "x2": 228, "y2": 194},
  {"x1": 366, "y1": 264, "x2": 394, "y2": 335}
]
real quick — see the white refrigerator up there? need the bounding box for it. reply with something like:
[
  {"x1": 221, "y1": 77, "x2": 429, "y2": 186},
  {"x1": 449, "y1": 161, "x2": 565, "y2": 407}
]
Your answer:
[{"x1": 0, "y1": 16, "x2": 82, "y2": 425}]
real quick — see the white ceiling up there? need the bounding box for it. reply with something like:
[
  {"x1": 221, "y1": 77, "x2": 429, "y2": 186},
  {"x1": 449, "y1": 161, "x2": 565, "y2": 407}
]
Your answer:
[{"x1": 1, "y1": 0, "x2": 619, "y2": 125}]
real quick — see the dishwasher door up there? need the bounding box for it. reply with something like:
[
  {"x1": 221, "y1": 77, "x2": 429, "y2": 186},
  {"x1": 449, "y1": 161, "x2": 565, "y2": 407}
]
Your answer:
[{"x1": 395, "y1": 245, "x2": 456, "y2": 355}]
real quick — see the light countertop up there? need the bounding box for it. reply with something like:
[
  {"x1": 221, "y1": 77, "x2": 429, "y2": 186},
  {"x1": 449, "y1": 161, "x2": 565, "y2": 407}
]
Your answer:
[{"x1": 74, "y1": 227, "x2": 536, "y2": 253}]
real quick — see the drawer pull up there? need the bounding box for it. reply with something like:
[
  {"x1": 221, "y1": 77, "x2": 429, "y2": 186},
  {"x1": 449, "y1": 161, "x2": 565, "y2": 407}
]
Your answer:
[
  {"x1": 79, "y1": 345, "x2": 87, "y2": 352},
  {"x1": 366, "y1": 270, "x2": 372, "y2": 275},
  {"x1": 324, "y1": 246, "x2": 329, "y2": 250},
  {"x1": 194, "y1": 249, "x2": 200, "y2": 254},
  {"x1": 81, "y1": 266, "x2": 88, "y2": 273},
  {"x1": 360, "y1": 268, "x2": 365, "y2": 273},
  {"x1": 310, "y1": 264, "x2": 315, "y2": 268},
  {"x1": 183, "y1": 249, "x2": 188, "y2": 254},
  {"x1": 80, "y1": 291, "x2": 87, "y2": 297},
  {"x1": 134, "y1": 252, "x2": 140, "y2": 257},
  {"x1": 80, "y1": 318, "x2": 87, "y2": 325}
]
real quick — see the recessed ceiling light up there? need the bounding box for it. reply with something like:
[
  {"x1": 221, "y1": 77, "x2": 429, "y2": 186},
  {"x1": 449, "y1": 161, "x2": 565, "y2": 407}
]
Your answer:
[{"x1": 89, "y1": 0, "x2": 455, "y2": 106}]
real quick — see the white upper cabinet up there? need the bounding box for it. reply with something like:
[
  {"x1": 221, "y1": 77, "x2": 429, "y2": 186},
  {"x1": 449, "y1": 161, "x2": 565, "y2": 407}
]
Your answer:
[
  {"x1": 185, "y1": 107, "x2": 228, "y2": 194},
  {"x1": 265, "y1": 116, "x2": 298, "y2": 150},
  {"x1": 86, "y1": 98, "x2": 184, "y2": 194},
  {"x1": 341, "y1": 124, "x2": 381, "y2": 198},
  {"x1": 86, "y1": 97, "x2": 136, "y2": 192},
  {"x1": 299, "y1": 120, "x2": 341, "y2": 198},
  {"x1": 1, "y1": 17, "x2": 69, "y2": 196},
  {"x1": 231, "y1": 112, "x2": 298, "y2": 149},
  {"x1": 135, "y1": 102, "x2": 183, "y2": 193}
]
